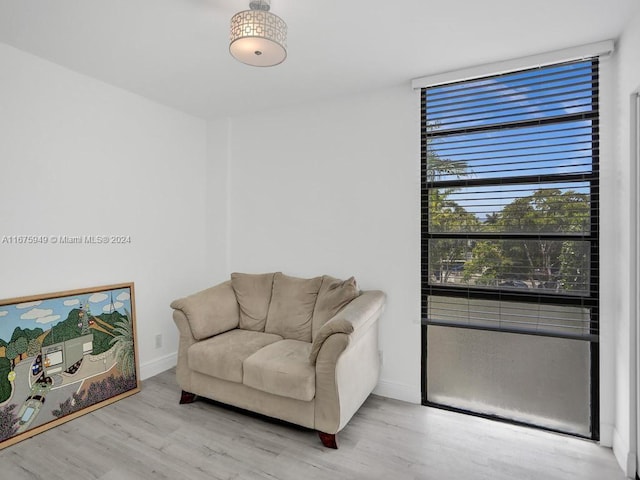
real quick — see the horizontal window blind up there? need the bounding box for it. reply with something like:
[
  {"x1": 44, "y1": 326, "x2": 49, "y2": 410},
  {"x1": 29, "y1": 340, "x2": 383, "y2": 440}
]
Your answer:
[
  {"x1": 427, "y1": 296, "x2": 592, "y2": 339},
  {"x1": 422, "y1": 59, "x2": 599, "y2": 340}
]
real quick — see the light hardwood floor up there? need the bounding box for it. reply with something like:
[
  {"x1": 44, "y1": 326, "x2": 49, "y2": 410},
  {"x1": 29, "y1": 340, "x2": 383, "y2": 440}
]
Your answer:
[{"x1": 0, "y1": 368, "x2": 627, "y2": 480}]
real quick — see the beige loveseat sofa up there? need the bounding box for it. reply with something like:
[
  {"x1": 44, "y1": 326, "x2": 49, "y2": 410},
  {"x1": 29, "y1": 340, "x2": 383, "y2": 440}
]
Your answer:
[{"x1": 170, "y1": 272, "x2": 385, "y2": 448}]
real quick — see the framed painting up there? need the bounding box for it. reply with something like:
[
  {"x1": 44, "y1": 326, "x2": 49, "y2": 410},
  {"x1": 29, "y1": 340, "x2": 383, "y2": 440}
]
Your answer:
[{"x1": 0, "y1": 283, "x2": 140, "y2": 449}]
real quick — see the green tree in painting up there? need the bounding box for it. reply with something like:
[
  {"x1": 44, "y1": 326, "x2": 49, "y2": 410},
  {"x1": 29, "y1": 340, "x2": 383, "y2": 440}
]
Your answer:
[
  {"x1": 109, "y1": 310, "x2": 135, "y2": 377},
  {"x1": 26, "y1": 338, "x2": 41, "y2": 357},
  {"x1": 10, "y1": 327, "x2": 43, "y2": 343},
  {"x1": 42, "y1": 309, "x2": 87, "y2": 347},
  {"x1": 14, "y1": 336, "x2": 28, "y2": 362},
  {"x1": 5, "y1": 342, "x2": 18, "y2": 370},
  {"x1": 10, "y1": 327, "x2": 22, "y2": 343},
  {"x1": 92, "y1": 310, "x2": 126, "y2": 355},
  {"x1": 0, "y1": 357, "x2": 12, "y2": 403}
]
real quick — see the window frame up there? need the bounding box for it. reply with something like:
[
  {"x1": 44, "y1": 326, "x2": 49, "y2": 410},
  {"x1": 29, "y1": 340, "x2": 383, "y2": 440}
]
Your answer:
[{"x1": 420, "y1": 58, "x2": 600, "y2": 440}]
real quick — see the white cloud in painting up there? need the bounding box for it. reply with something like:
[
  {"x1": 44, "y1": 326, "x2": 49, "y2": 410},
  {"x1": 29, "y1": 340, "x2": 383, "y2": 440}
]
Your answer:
[
  {"x1": 16, "y1": 301, "x2": 42, "y2": 309},
  {"x1": 116, "y1": 292, "x2": 130, "y2": 301},
  {"x1": 103, "y1": 302, "x2": 124, "y2": 313},
  {"x1": 64, "y1": 299, "x2": 80, "y2": 307},
  {"x1": 89, "y1": 293, "x2": 108, "y2": 303},
  {"x1": 36, "y1": 314, "x2": 61, "y2": 325},
  {"x1": 21, "y1": 308, "x2": 54, "y2": 320},
  {"x1": 0, "y1": 310, "x2": 8, "y2": 317}
]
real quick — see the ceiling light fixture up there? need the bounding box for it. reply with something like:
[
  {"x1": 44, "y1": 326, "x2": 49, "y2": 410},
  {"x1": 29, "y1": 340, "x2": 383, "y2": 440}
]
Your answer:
[{"x1": 229, "y1": 0, "x2": 287, "y2": 67}]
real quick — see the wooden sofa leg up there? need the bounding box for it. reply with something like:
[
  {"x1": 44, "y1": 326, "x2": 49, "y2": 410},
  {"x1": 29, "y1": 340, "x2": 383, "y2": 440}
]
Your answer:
[
  {"x1": 318, "y1": 432, "x2": 338, "y2": 449},
  {"x1": 180, "y1": 390, "x2": 197, "y2": 404}
]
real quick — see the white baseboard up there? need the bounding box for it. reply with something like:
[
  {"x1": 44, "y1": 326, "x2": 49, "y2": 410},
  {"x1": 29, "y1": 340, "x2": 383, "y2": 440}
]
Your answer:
[
  {"x1": 629, "y1": 453, "x2": 638, "y2": 480},
  {"x1": 600, "y1": 422, "x2": 614, "y2": 447},
  {"x1": 613, "y1": 427, "x2": 637, "y2": 478},
  {"x1": 140, "y1": 352, "x2": 177, "y2": 381},
  {"x1": 374, "y1": 379, "x2": 421, "y2": 404}
]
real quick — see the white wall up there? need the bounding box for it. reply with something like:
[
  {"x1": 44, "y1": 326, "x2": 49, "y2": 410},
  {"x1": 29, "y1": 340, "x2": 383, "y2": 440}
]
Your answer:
[
  {"x1": 0, "y1": 43, "x2": 211, "y2": 379},
  {"x1": 610, "y1": 4, "x2": 640, "y2": 477},
  {"x1": 225, "y1": 86, "x2": 422, "y2": 402},
  {"x1": 206, "y1": 117, "x2": 231, "y2": 281}
]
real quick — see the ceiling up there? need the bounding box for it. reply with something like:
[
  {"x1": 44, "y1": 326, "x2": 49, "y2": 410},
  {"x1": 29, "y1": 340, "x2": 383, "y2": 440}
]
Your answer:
[{"x1": 0, "y1": 0, "x2": 637, "y2": 119}]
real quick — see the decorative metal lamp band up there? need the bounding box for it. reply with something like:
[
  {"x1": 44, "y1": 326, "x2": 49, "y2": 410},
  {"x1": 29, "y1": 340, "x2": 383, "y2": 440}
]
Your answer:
[{"x1": 229, "y1": 2, "x2": 287, "y2": 67}]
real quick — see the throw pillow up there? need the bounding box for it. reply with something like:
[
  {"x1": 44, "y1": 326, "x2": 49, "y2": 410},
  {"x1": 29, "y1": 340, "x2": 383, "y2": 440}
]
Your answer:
[{"x1": 311, "y1": 275, "x2": 359, "y2": 340}]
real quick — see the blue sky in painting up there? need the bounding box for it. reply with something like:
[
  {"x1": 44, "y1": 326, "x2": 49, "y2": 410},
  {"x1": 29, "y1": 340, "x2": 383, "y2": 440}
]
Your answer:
[{"x1": 0, "y1": 287, "x2": 131, "y2": 344}]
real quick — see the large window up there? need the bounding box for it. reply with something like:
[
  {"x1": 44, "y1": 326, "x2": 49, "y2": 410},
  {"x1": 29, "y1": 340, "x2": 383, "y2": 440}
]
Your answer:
[{"x1": 421, "y1": 59, "x2": 599, "y2": 437}]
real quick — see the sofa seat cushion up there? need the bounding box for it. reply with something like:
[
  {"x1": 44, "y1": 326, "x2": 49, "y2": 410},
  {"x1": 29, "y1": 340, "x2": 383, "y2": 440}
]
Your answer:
[
  {"x1": 243, "y1": 339, "x2": 315, "y2": 402},
  {"x1": 188, "y1": 329, "x2": 283, "y2": 383}
]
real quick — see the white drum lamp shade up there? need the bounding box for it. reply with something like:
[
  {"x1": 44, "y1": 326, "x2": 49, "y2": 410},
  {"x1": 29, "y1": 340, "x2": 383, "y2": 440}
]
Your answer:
[{"x1": 230, "y1": 1, "x2": 287, "y2": 67}]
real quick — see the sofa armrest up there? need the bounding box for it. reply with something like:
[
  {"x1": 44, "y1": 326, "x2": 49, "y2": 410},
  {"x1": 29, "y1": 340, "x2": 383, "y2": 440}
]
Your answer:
[
  {"x1": 309, "y1": 290, "x2": 385, "y2": 364},
  {"x1": 313, "y1": 290, "x2": 385, "y2": 434},
  {"x1": 172, "y1": 309, "x2": 198, "y2": 392},
  {"x1": 170, "y1": 280, "x2": 240, "y2": 341}
]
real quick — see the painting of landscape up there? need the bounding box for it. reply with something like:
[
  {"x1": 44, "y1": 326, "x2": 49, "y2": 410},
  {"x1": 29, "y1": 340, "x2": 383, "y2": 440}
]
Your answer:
[{"x1": 0, "y1": 283, "x2": 140, "y2": 449}]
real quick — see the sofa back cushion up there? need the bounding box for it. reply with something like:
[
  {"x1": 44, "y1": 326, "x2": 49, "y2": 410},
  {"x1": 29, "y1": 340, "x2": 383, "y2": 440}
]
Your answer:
[
  {"x1": 231, "y1": 272, "x2": 276, "y2": 331},
  {"x1": 264, "y1": 273, "x2": 323, "y2": 342},
  {"x1": 311, "y1": 275, "x2": 359, "y2": 340}
]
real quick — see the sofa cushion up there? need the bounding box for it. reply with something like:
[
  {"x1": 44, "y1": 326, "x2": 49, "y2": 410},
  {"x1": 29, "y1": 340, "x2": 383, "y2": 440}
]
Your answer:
[
  {"x1": 309, "y1": 318, "x2": 354, "y2": 364},
  {"x1": 243, "y1": 339, "x2": 315, "y2": 402},
  {"x1": 188, "y1": 329, "x2": 282, "y2": 383},
  {"x1": 170, "y1": 281, "x2": 239, "y2": 340},
  {"x1": 311, "y1": 275, "x2": 359, "y2": 340},
  {"x1": 264, "y1": 273, "x2": 323, "y2": 342},
  {"x1": 231, "y1": 272, "x2": 276, "y2": 331}
]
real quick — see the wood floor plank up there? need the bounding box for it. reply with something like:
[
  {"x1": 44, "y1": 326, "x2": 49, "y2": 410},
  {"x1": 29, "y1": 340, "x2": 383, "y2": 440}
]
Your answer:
[{"x1": 0, "y1": 368, "x2": 627, "y2": 480}]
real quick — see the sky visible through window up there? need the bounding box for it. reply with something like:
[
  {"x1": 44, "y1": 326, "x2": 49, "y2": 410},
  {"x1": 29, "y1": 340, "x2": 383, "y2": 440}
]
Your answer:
[
  {"x1": 426, "y1": 60, "x2": 594, "y2": 222},
  {"x1": 425, "y1": 59, "x2": 596, "y2": 295}
]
